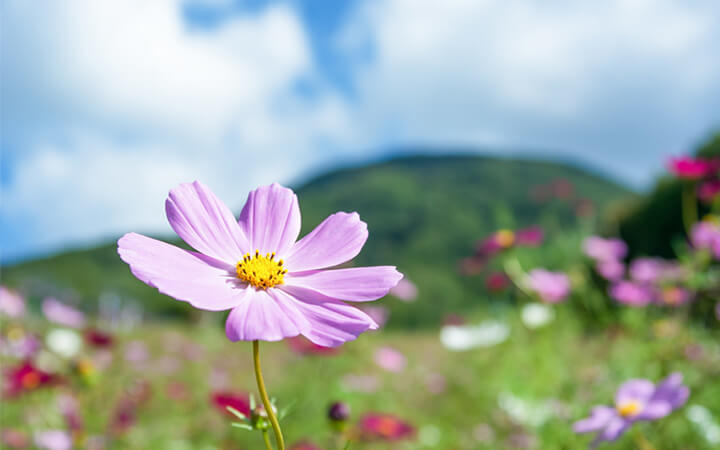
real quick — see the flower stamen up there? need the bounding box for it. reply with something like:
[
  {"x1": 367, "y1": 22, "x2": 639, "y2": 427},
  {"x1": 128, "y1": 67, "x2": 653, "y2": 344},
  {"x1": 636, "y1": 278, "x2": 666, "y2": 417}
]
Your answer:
[
  {"x1": 616, "y1": 400, "x2": 641, "y2": 417},
  {"x1": 237, "y1": 251, "x2": 287, "y2": 289}
]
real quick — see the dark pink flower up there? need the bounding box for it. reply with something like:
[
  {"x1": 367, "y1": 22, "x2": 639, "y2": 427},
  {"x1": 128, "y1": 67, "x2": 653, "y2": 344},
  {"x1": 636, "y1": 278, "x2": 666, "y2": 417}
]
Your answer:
[
  {"x1": 667, "y1": 156, "x2": 715, "y2": 180},
  {"x1": 609, "y1": 281, "x2": 654, "y2": 307},
  {"x1": 84, "y1": 329, "x2": 114, "y2": 348},
  {"x1": 515, "y1": 226, "x2": 544, "y2": 246},
  {"x1": 118, "y1": 182, "x2": 402, "y2": 347},
  {"x1": 698, "y1": 179, "x2": 720, "y2": 204},
  {"x1": 211, "y1": 391, "x2": 251, "y2": 418},
  {"x1": 485, "y1": 272, "x2": 510, "y2": 292},
  {"x1": 3, "y1": 361, "x2": 57, "y2": 397},
  {"x1": 358, "y1": 413, "x2": 415, "y2": 441}
]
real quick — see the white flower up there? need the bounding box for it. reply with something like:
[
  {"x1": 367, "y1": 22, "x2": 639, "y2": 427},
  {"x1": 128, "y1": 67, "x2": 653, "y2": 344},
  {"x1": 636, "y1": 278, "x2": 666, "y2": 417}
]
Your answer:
[
  {"x1": 521, "y1": 303, "x2": 555, "y2": 329},
  {"x1": 497, "y1": 391, "x2": 554, "y2": 427},
  {"x1": 46, "y1": 328, "x2": 82, "y2": 359},
  {"x1": 439, "y1": 321, "x2": 509, "y2": 351},
  {"x1": 686, "y1": 404, "x2": 720, "y2": 445}
]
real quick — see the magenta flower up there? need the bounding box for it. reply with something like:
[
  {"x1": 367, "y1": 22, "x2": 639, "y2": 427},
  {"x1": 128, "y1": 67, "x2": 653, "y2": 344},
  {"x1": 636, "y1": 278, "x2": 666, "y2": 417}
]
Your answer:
[
  {"x1": 609, "y1": 281, "x2": 654, "y2": 307},
  {"x1": 485, "y1": 271, "x2": 510, "y2": 292},
  {"x1": 667, "y1": 156, "x2": 715, "y2": 180},
  {"x1": 525, "y1": 269, "x2": 570, "y2": 303},
  {"x1": 42, "y1": 298, "x2": 86, "y2": 329},
  {"x1": 119, "y1": 182, "x2": 402, "y2": 347},
  {"x1": 211, "y1": 391, "x2": 251, "y2": 417},
  {"x1": 358, "y1": 413, "x2": 415, "y2": 441},
  {"x1": 698, "y1": 179, "x2": 720, "y2": 204},
  {"x1": 582, "y1": 236, "x2": 627, "y2": 262},
  {"x1": 515, "y1": 226, "x2": 544, "y2": 246},
  {"x1": 595, "y1": 260, "x2": 625, "y2": 282},
  {"x1": 574, "y1": 373, "x2": 689, "y2": 447}
]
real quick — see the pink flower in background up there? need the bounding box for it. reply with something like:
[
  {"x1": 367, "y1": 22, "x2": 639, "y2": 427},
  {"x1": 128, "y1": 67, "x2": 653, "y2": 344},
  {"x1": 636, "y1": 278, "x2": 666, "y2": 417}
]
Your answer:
[
  {"x1": 374, "y1": 347, "x2": 406, "y2": 372},
  {"x1": 358, "y1": 413, "x2": 415, "y2": 441},
  {"x1": 3, "y1": 362, "x2": 57, "y2": 397},
  {"x1": 341, "y1": 374, "x2": 380, "y2": 393},
  {"x1": 118, "y1": 182, "x2": 402, "y2": 347},
  {"x1": 1, "y1": 429, "x2": 29, "y2": 448},
  {"x1": 629, "y1": 258, "x2": 666, "y2": 284},
  {"x1": 691, "y1": 221, "x2": 720, "y2": 259},
  {"x1": 124, "y1": 341, "x2": 149, "y2": 364},
  {"x1": 609, "y1": 281, "x2": 654, "y2": 307},
  {"x1": 659, "y1": 286, "x2": 692, "y2": 307},
  {"x1": 0, "y1": 287, "x2": 25, "y2": 318},
  {"x1": 85, "y1": 329, "x2": 114, "y2": 348},
  {"x1": 667, "y1": 156, "x2": 715, "y2": 180},
  {"x1": 211, "y1": 391, "x2": 251, "y2": 417},
  {"x1": 389, "y1": 278, "x2": 418, "y2": 302},
  {"x1": 596, "y1": 260, "x2": 625, "y2": 282},
  {"x1": 425, "y1": 373, "x2": 446, "y2": 394},
  {"x1": 583, "y1": 236, "x2": 627, "y2": 262},
  {"x1": 359, "y1": 305, "x2": 390, "y2": 328},
  {"x1": 287, "y1": 336, "x2": 338, "y2": 356},
  {"x1": 289, "y1": 440, "x2": 322, "y2": 450},
  {"x1": 515, "y1": 226, "x2": 544, "y2": 246},
  {"x1": 526, "y1": 269, "x2": 570, "y2": 303},
  {"x1": 33, "y1": 430, "x2": 72, "y2": 450},
  {"x1": 485, "y1": 272, "x2": 510, "y2": 292},
  {"x1": 42, "y1": 298, "x2": 86, "y2": 328},
  {"x1": 574, "y1": 373, "x2": 689, "y2": 446},
  {"x1": 698, "y1": 179, "x2": 720, "y2": 204}
]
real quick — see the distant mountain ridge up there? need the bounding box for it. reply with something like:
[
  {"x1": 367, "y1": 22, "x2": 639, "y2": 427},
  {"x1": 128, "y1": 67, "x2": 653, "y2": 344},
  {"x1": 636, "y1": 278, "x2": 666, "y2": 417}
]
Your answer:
[{"x1": 2, "y1": 153, "x2": 633, "y2": 326}]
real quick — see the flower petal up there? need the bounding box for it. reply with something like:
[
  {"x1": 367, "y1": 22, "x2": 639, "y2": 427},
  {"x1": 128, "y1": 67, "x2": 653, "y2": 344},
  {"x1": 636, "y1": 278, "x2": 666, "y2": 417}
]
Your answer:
[
  {"x1": 638, "y1": 401, "x2": 673, "y2": 420},
  {"x1": 118, "y1": 233, "x2": 244, "y2": 311},
  {"x1": 573, "y1": 406, "x2": 617, "y2": 433},
  {"x1": 285, "y1": 212, "x2": 368, "y2": 272},
  {"x1": 615, "y1": 379, "x2": 655, "y2": 406},
  {"x1": 284, "y1": 267, "x2": 403, "y2": 302},
  {"x1": 280, "y1": 285, "x2": 378, "y2": 347},
  {"x1": 166, "y1": 181, "x2": 250, "y2": 263},
  {"x1": 595, "y1": 416, "x2": 630, "y2": 444},
  {"x1": 225, "y1": 289, "x2": 310, "y2": 342},
  {"x1": 238, "y1": 183, "x2": 301, "y2": 256}
]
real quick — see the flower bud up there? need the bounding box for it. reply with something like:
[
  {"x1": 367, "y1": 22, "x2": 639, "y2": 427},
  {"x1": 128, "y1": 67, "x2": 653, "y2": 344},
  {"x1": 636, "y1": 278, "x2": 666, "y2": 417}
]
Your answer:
[{"x1": 328, "y1": 402, "x2": 350, "y2": 431}]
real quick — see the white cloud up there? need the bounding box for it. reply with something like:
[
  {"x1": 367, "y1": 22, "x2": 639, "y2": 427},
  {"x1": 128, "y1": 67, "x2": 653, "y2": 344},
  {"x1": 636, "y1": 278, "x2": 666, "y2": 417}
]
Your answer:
[
  {"x1": 339, "y1": 0, "x2": 720, "y2": 182},
  {"x1": 1, "y1": 0, "x2": 357, "y2": 259}
]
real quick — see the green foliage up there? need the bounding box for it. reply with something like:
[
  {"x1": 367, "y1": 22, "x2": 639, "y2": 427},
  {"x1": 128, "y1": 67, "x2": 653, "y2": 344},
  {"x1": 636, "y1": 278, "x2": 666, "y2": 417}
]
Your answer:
[{"x1": 1, "y1": 154, "x2": 631, "y2": 327}]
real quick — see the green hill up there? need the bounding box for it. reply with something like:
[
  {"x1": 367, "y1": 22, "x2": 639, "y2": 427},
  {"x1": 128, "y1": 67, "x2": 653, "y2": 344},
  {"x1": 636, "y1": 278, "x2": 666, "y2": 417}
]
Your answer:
[{"x1": 1, "y1": 154, "x2": 633, "y2": 327}]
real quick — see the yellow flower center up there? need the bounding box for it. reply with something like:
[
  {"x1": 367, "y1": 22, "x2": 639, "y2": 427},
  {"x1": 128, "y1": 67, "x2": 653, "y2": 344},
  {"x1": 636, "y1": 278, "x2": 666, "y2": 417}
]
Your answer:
[
  {"x1": 616, "y1": 401, "x2": 641, "y2": 417},
  {"x1": 236, "y1": 250, "x2": 288, "y2": 289},
  {"x1": 496, "y1": 229, "x2": 516, "y2": 248}
]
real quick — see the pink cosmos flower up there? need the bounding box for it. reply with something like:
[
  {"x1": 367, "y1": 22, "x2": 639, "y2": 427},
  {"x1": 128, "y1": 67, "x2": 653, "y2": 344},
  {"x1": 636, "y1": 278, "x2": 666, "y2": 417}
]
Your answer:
[
  {"x1": 595, "y1": 260, "x2": 625, "y2": 282},
  {"x1": 42, "y1": 298, "x2": 86, "y2": 329},
  {"x1": 287, "y1": 336, "x2": 338, "y2": 356},
  {"x1": 515, "y1": 226, "x2": 544, "y2": 246},
  {"x1": 629, "y1": 258, "x2": 665, "y2": 284},
  {"x1": 691, "y1": 221, "x2": 720, "y2": 259},
  {"x1": 33, "y1": 430, "x2": 72, "y2": 450},
  {"x1": 389, "y1": 278, "x2": 418, "y2": 302},
  {"x1": 582, "y1": 236, "x2": 627, "y2": 262},
  {"x1": 359, "y1": 305, "x2": 390, "y2": 328},
  {"x1": 525, "y1": 269, "x2": 570, "y2": 303},
  {"x1": 374, "y1": 347, "x2": 406, "y2": 372},
  {"x1": 485, "y1": 272, "x2": 510, "y2": 292},
  {"x1": 609, "y1": 281, "x2": 654, "y2": 307},
  {"x1": 0, "y1": 287, "x2": 25, "y2": 318},
  {"x1": 118, "y1": 182, "x2": 402, "y2": 347},
  {"x1": 667, "y1": 156, "x2": 715, "y2": 180}
]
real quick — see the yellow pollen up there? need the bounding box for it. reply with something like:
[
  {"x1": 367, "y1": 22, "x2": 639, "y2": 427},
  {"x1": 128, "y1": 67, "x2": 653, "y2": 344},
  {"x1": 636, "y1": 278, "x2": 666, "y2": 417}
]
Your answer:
[
  {"x1": 616, "y1": 401, "x2": 641, "y2": 417},
  {"x1": 236, "y1": 250, "x2": 287, "y2": 289},
  {"x1": 496, "y1": 229, "x2": 516, "y2": 248}
]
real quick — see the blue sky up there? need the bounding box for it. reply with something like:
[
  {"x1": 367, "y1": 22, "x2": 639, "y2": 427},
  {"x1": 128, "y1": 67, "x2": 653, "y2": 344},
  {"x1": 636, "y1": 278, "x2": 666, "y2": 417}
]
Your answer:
[{"x1": 1, "y1": 0, "x2": 719, "y2": 262}]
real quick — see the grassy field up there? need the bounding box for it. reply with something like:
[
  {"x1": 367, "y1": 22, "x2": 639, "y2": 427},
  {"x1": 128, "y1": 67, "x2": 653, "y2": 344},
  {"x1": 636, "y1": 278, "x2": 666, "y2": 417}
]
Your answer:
[{"x1": 3, "y1": 307, "x2": 718, "y2": 449}]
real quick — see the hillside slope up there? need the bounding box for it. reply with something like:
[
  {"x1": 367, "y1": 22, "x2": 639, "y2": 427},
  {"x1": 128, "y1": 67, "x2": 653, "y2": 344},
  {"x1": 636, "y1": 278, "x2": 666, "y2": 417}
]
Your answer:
[{"x1": 2, "y1": 154, "x2": 633, "y2": 326}]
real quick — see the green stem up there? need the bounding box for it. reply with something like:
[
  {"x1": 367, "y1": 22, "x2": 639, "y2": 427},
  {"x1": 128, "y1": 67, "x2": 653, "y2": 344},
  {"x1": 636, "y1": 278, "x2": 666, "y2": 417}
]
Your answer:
[
  {"x1": 261, "y1": 429, "x2": 273, "y2": 450},
  {"x1": 253, "y1": 340, "x2": 285, "y2": 450},
  {"x1": 633, "y1": 428, "x2": 656, "y2": 450},
  {"x1": 681, "y1": 182, "x2": 698, "y2": 236}
]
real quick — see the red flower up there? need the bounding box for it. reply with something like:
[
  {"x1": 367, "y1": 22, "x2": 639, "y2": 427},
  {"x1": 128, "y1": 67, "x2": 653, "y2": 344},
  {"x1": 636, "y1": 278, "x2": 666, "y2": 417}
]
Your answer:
[
  {"x1": 515, "y1": 226, "x2": 544, "y2": 247},
  {"x1": 667, "y1": 156, "x2": 716, "y2": 180},
  {"x1": 3, "y1": 361, "x2": 56, "y2": 397},
  {"x1": 358, "y1": 413, "x2": 415, "y2": 441},
  {"x1": 84, "y1": 329, "x2": 114, "y2": 348},
  {"x1": 287, "y1": 336, "x2": 338, "y2": 355},
  {"x1": 211, "y1": 391, "x2": 251, "y2": 417},
  {"x1": 485, "y1": 272, "x2": 510, "y2": 292}
]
